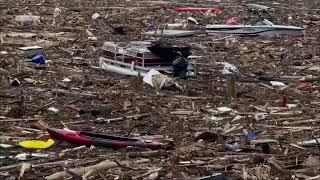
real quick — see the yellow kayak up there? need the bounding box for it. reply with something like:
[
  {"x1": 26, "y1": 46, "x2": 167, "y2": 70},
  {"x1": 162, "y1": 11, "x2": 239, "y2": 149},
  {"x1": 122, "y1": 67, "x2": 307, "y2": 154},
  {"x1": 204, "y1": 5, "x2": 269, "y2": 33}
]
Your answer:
[{"x1": 19, "y1": 139, "x2": 55, "y2": 149}]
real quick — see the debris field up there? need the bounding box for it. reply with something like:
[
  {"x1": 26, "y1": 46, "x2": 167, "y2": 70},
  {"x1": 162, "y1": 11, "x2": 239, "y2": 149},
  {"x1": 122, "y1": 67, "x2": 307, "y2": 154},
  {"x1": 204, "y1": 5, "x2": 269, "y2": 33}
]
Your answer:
[{"x1": 1, "y1": 0, "x2": 320, "y2": 179}]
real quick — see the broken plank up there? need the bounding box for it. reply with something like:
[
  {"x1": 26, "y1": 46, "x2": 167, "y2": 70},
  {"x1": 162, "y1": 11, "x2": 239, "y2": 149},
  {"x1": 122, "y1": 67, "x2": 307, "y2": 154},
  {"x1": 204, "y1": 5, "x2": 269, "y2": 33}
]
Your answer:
[
  {"x1": 250, "y1": 139, "x2": 279, "y2": 145},
  {"x1": 174, "y1": 95, "x2": 207, "y2": 100},
  {"x1": 0, "y1": 118, "x2": 41, "y2": 122},
  {"x1": 257, "y1": 124, "x2": 314, "y2": 130},
  {"x1": 92, "y1": 113, "x2": 150, "y2": 123},
  {"x1": 297, "y1": 138, "x2": 320, "y2": 146},
  {"x1": 170, "y1": 110, "x2": 196, "y2": 115},
  {"x1": 282, "y1": 119, "x2": 320, "y2": 125},
  {"x1": 51, "y1": 88, "x2": 97, "y2": 97},
  {"x1": 45, "y1": 159, "x2": 150, "y2": 180}
]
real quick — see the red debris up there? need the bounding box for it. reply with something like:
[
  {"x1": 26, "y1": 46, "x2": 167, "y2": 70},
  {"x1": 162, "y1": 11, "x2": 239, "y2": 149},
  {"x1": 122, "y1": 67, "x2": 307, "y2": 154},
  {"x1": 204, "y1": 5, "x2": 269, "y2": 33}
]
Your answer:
[
  {"x1": 296, "y1": 82, "x2": 313, "y2": 89},
  {"x1": 227, "y1": 17, "x2": 239, "y2": 25},
  {"x1": 280, "y1": 96, "x2": 288, "y2": 107}
]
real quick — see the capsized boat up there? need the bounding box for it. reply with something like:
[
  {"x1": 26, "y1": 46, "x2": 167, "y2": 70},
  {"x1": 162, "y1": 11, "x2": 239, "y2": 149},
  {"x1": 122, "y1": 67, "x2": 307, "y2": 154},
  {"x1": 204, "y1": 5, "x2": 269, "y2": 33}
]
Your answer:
[{"x1": 206, "y1": 4, "x2": 303, "y2": 37}]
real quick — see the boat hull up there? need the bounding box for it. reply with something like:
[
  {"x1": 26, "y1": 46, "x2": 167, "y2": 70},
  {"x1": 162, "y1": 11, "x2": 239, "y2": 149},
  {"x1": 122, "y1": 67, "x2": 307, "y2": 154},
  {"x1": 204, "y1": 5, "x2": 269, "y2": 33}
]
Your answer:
[{"x1": 206, "y1": 25, "x2": 303, "y2": 37}]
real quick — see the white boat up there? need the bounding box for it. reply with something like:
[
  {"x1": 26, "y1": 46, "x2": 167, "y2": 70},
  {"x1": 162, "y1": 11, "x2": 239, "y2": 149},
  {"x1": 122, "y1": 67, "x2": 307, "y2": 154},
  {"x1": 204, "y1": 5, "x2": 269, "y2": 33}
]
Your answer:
[
  {"x1": 206, "y1": 19, "x2": 303, "y2": 37},
  {"x1": 206, "y1": 4, "x2": 303, "y2": 37},
  {"x1": 97, "y1": 41, "x2": 196, "y2": 77}
]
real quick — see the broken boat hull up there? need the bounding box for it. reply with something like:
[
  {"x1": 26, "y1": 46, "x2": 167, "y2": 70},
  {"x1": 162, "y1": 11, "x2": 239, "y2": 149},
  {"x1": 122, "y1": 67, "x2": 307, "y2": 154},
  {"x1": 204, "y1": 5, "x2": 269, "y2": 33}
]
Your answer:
[{"x1": 99, "y1": 57, "x2": 195, "y2": 77}]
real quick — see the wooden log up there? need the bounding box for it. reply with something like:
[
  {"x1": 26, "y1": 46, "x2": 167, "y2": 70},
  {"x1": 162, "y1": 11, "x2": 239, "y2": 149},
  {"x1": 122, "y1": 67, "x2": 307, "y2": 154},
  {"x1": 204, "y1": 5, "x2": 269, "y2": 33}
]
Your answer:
[
  {"x1": 132, "y1": 168, "x2": 162, "y2": 180},
  {"x1": 173, "y1": 95, "x2": 207, "y2": 100},
  {"x1": 226, "y1": 75, "x2": 237, "y2": 99},
  {"x1": 250, "y1": 139, "x2": 279, "y2": 145},
  {"x1": 257, "y1": 124, "x2": 314, "y2": 130},
  {"x1": 282, "y1": 119, "x2": 320, "y2": 125},
  {"x1": 45, "y1": 159, "x2": 150, "y2": 180},
  {"x1": 32, "y1": 160, "x2": 86, "y2": 168},
  {"x1": 170, "y1": 110, "x2": 194, "y2": 115},
  {"x1": 51, "y1": 88, "x2": 96, "y2": 97},
  {"x1": 0, "y1": 118, "x2": 41, "y2": 122},
  {"x1": 91, "y1": 113, "x2": 150, "y2": 123},
  {"x1": 0, "y1": 163, "x2": 21, "y2": 171}
]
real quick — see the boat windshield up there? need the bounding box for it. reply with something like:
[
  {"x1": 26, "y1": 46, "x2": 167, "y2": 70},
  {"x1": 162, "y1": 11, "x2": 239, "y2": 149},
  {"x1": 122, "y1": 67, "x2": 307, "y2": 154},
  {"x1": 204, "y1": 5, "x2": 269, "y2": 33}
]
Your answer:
[{"x1": 254, "y1": 19, "x2": 274, "y2": 26}]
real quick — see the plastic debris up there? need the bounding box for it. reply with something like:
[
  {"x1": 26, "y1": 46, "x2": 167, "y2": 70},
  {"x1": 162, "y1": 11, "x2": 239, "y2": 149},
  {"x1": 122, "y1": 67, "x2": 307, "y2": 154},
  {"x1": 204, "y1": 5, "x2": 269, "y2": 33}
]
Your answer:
[
  {"x1": 226, "y1": 17, "x2": 239, "y2": 25},
  {"x1": 86, "y1": 29, "x2": 94, "y2": 37},
  {"x1": 254, "y1": 113, "x2": 266, "y2": 121},
  {"x1": 143, "y1": 69, "x2": 175, "y2": 90},
  {"x1": 48, "y1": 107, "x2": 59, "y2": 113},
  {"x1": 261, "y1": 143, "x2": 270, "y2": 154},
  {"x1": 187, "y1": 17, "x2": 199, "y2": 24},
  {"x1": 0, "y1": 144, "x2": 13, "y2": 148},
  {"x1": 19, "y1": 139, "x2": 55, "y2": 149},
  {"x1": 243, "y1": 129, "x2": 257, "y2": 140},
  {"x1": 270, "y1": 81, "x2": 286, "y2": 87},
  {"x1": 15, "y1": 153, "x2": 50, "y2": 160},
  {"x1": 205, "y1": 115, "x2": 224, "y2": 126},
  {"x1": 0, "y1": 51, "x2": 8, "y2": 55},
  {"x1": 92, "y1": 13, "x2": 100, "y2": 20},
  {"x1": 167, "y1": 23, "x2": 185, "y2": 29},
  {"x1": 18, "y1": 46, "x2": 43, "y2": 58},
  {"x1": 15, "y1": 15, "x2": 40, "y2": 26},
  {"x1": 226, "y1": 142, "x2": 240, "y2": 152},
  {"x1": 217, "y1": 107, "x2": 232, "y2": 112},
  {"x1": 62, "y1": 78, "x2": 72, "y2": 82},
  {"x1": 30, "y1": 54, "x2": 46, "y2": 64},
  {"x1": 53, "y1": 8, "x2": 61, "y2": 18},
  {"x1": 52, "y1": 8, "x2": 62, "y2": 26},
  {"x1": 147, "y1": 22, "x2": 157, "y2": 31},
  {"x1": 23, "y1": 78, "x2": 35, "y2": 83},
  {"x1": 287, "y1": 104, "x2": 297, "y2": 109},
  {"x1": 232, "y1": 115, "x2": 243, "y2": 121},
  {"x1": 296, "y1": 82, "x2": 313, "y2": 89},
  {"x1": 88, "y1": 36, "x2": 97, "y2": 41},
  {"x1": 223, "y1": 62, "x2": 240, "y2": 75},
  {"x1": 10, "y1": 78, "x2": 21, "y2": 87}
]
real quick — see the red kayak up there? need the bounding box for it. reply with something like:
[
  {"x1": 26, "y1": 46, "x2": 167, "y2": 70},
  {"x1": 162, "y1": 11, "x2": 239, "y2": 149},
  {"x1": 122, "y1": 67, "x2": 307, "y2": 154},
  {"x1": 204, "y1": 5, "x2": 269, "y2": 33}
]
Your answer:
[{"x1": 48, "y1": 128, "x2": 165, "y2": 150}]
